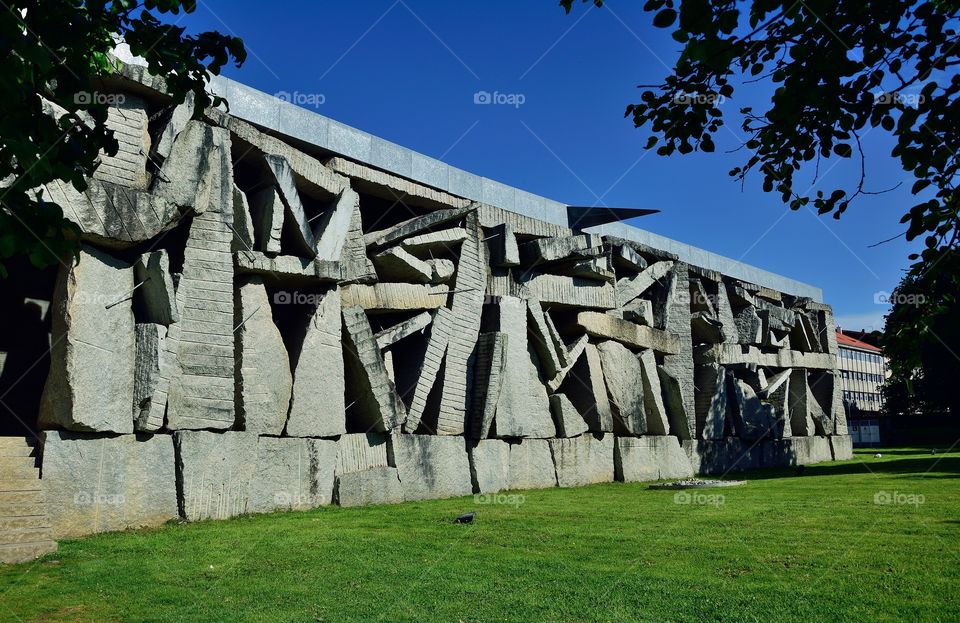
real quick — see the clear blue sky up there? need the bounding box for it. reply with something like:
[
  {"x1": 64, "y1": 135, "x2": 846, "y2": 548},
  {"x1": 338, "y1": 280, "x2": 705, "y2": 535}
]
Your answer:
[{"x1": 177, "y1": 0, "x2": 922, "y2": 330}]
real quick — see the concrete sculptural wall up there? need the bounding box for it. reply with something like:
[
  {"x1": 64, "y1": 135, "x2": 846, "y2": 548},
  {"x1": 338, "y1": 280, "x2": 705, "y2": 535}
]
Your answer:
[{"x1": 27, "y1": 63, "x2": 852, "y2": 541}]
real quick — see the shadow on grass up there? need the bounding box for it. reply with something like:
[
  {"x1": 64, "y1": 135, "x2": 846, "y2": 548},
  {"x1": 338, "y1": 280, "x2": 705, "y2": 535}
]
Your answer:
[{"x1": 734, "y1": 455, "x2": 960, "y2": 482}]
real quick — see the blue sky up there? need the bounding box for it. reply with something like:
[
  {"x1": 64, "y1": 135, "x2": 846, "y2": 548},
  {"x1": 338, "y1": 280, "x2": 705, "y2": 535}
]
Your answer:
[{"x1": 177, "y1": 0, "x2": 923, "y2": 330}]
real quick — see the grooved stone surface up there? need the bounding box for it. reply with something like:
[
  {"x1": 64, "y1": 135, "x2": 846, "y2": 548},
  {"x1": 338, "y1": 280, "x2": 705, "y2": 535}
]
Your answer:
[
  {"x1": 335, "y1": 467, "x2": 404, "y2": 507},
  {"x1": 175, "y1": 431, "x2": 257, "y2": 521},
  {"x1": 248, "y1": 437, "x2": 336, "y2": 513}
]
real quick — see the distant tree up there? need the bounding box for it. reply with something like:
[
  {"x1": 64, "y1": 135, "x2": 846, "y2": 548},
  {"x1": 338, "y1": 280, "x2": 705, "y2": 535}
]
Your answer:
[
  {"x1": 561, "y1": 0, "x2": 959, "y2": 411},
  {"x1": 0, "y1": 1, "x2": 245, "y2": 276}
]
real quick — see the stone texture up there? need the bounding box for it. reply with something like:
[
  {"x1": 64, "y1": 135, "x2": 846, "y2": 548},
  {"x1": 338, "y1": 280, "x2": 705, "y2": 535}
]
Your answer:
[
  {"x1": 520, "y1": 234, "x2": 603, "y2": 264},
  {"x1": 728, "y1": 373, "x2": 778, "y2": 440},
  {"x1": 133, "y1": 323, "x2": 168, "y2": 433},
  {"x1": 425, "y1": 258, "x2": 455, "y2": 284},
  {"x1": 734, "y1": 307, "x2": 764, "y2": 345},
  {"x1": 546, "y1": 335, "x2": 588, "y2": 393},
  {"x1": 366, "y1": 205, "x2": 477, "y2": 249},
  {"x1": 471, "y1": 332, "x2": 508, "y2": 439},
  {"x1": 390, "y1": 435, "x2": 473, "y2": 501},
  {"x1": 335, "y1": 433, "x2": 390, "y2": 474},
  {"x1": 787, "y1": 370, "x2": 817, "y2": 437},
  {"x1": 683, "y1": 438, "x2": 762, "y2": 475},
  {"x1": 314, "y1": 188, "x2": 356, "y2": 261},
  {"x1": 488, "y1": 271, "x2": 615, "y2": 309},
  {"x1": 469, "y1": 439, "x2": 511, "y2": 494},
  {"x1": 152, "y1": 121, "x2": 232, "y2": 215},
  {"x1": 374, "y1": 247, "x2": 433, "y2": 283},
  {"x1": 638, "y1": 350, "x2": 670, "y2": 435},
  {"x1": 830, "y1": 435, "x2": 853, "y2": 461},
  {"x1": 694, "y1": 363, "x2": 728, "y2": 440},
  {"x1": 614, "y1": 436, "x2": 693, "y2": 482},
  {"x1": 489, "y1": 297, "x2": 554, "y2": 438},
  {"x1": 658, "y1": 365, "x2": 692, "y2": 440},
  {"x1": 134, "y1": 249, "x2": 179, "y2": 325},
  {"x1": 94, "y1": 97, "x2": 150, "y2": 189},
  {"x1": 248, "y1": 437, "x2": 337, "y2": 513},
  {"x1": 436, "y1": 214, "x2": 487, "y2": 435},
  {"x1": 527, "y1": 298, "x2": 564, "y2": 378},
  {"x1": 264, "y1": 154, "x2": 318, "y2": 257},
  {"x1": 549, "y1": 434, "x2": 614, "y2": 487},
  {"x1": 286, "y1": 288, "x2": 345, "y2": 437},
  {"x1": 39, "y1": 246, "x2": 135, "y2": 434},
  {"x1": 404, "y1": 308, "x2": 453, "y2": 432},
  {"x1": 41, "y1": 431, "x2": 177, "y2": 539},
  {"x1": 694, "y1": 344, "x2": 836, "y2": 370},
  {"x1": 335, "y1": 467, "x2": 404, "y2": 507},
  {"x1": 236, "y1": 278, "x2": 292, "y2": 435},
  {"x1": 487, "y1": 223, "x2": 520, "y2": 268},
  {"x1": 175, "y1": 431, "x2": 258, "y2": 521},
  {"x1": 341, "y1": 283, "x2": 449, "y2": 312},
  {"x1": 508, "y1": 440, "x2": 557, "y2": 490},
  {"x1": 549, "y1": 394, "x2": 589, "y2": 438},
  {"x1": 342, "y1": 306, "x2": 405, "y2": 432},
  {"x1": 565, "y1": 343, "x2": 614, "y2": 433},
  {"x1": 759, "y1": 369, "x2": 792, "y2": 439},
  {"x1": 165, "y1": 208, "x2": 235, "y2": 430},
  {"x1": 597, "y1": 341, "x2": 646, "y2": 436},
  {"x1": 576, "y1": 312, "x2": 680, "y2": 354},
  {"x1": 249, "y1": 186, "x2": 284, "y2": 254},
  {"x1": 401, "y1": 227, "x2": 468, "y2": 254},
  {"x1": 616, "y1": 261, "x2": 674, "y2": 307},
  {"x1": 658, "y1": 263, "x2": 696, "y2": 441},
  {"x1": 375, "y1": 312, "x2": 433, "y2": 349}
]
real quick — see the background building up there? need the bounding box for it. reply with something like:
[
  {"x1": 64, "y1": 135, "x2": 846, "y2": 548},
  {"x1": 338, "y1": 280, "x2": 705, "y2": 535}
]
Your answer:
[{"x1": 836, "y1": 330, "x2": 887, "y2": 446}]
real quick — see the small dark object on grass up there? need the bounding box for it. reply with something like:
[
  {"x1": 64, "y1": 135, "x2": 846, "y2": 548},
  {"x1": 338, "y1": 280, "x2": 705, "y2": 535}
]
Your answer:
[
  {"x1": 795, "y1": 465, "x2": 806, "y2": 476},
  {"x1": 931, "y1": 449, "x2": 937, "y2": 455},
  {"x1": 455, "y1": 512, "x2": 476, "y2": 524}
]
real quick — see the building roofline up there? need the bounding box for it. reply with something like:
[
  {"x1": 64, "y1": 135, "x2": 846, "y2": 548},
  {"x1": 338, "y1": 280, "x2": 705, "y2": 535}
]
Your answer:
[{"x1": 112, "y1": 45, "x2": 823, "y2": 301}]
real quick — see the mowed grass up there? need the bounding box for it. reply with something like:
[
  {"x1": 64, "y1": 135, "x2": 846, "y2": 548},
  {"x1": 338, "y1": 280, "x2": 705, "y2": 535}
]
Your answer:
[{"x1": 1, "y1": 448, "x2": 958, "y2": 623}]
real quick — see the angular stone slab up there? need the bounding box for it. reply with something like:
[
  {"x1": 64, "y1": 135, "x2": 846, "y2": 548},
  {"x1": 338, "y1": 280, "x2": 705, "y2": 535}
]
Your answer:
[
  {"x1": 335, "y1": 467, "x2": 405, "y2": 507},
  {"x1": 133, "y1": 323, "x2": 168, "y2": 433},
  {"x1": 728, "y1": 374, "x2": 778, "y2": 440},
  {"x1": 615, "y1": 261, "x2": 674, "y2": 307},
  {"x1": 527, "y1": 298, "x2": 564, "y2": 378},
  {"x1": 546, "y1": 334, "x2": 588, "y2": 393},
  {"x1": 621, "y1": 298, "x2": 654, "y2": 326},
  {"x1": 435, "y1": 214, "x2": 487, "y2": 435},
  {"x1": 597, "y1": 341, "x2": 646, "y2": 436},
  {"x1": 367, "y1": 205, "x2": 477, "y2": 249},
  {"x1": 471, "y1": 332, "x2": 508, "y2": 439},
  {"x1": 341, "y1": 283, "x2": 449, "y2": 312},
  {"x1": 611, "y1": 243, "x2": 648, "y2": 273},
  {"x1": 154, "y1": 91, "x2": 195, "y2": 161},
  {"x1": 468, "y1": 439, "x2": 511, "y2": 494},
  {"x1": 615, "y1": 436, "x2": 694, "y2": 482},
  {"x1": 342, "y1": 306, "x2": 405, "y2": 432},
  {"x1": 327, "y1": 157, "x2": 469, "y2": 211},
  {"x1": 249, "y1": 185, "x2": 284, "y2": 254},
  {"x1": 165, "y1": 210, "x2": 235, "y2": 430},
  {"x1": 734, "y1": 307, "x2": 764, "y2": 345},
  {"x1": 286, "y1": 288, "x2": 345, "y2": 437},
  {"x1": 658, "y1": 366, "x2": 693, "y2": 440},
  {"x1": 340, "y1": 193, "x2": 378, "y2": 283},
  {"x1": 715, "y1": 282, "x2": 738, "y2": 345},
  {"x1": 236, "y1": 278, "x2": 292, "y2": 435},
  {"x1": 401, "y1": 227, "x2": 468, "y2": 254},
  {"x1": 264, "y1": 154, "x2": 318, "y2": 257},
  {"x1": 175, "y1": 431, "x2": 258, "y2": 521},
  {"x1": 232, "y1": 184, "x2": 256, "y2": 254},
  {"x1": 404, "y1": 308, "x2": 453, "y2": 432},
  {"x1": 314, "y1": 187, "x2": 356, "y2": 261},
  {"x1": 45, "y1": 178, "x2": 185, "y2": 249},
  {"x1": 489, "y1": 297, "x2": 554, "y2": 438},
  {"x1": 39, "y1": 246, "x2": 135, "y2": 434},
  {"x1": 638, "y1": 350, "x2": 670, "y2": 435},
  {"x1": 576, "y1": 312, "x2": 680, "y2": 354},
  {"x1": 425, "y1": 258, "x2": 455, "y2": 284},
  {"x1": 335, "y1": 433, "x2": 390, "y2": 474},
  {"x1": 759, "y1": 369, "x2": 792, "y2": 439},
  {"x1": 549, "y1": 394, "x2": 589, "y2": 438},
  {"x1": 564, "y1": 343, "x2": 613, "y2": 432},
  {"x1": 691, "y1": 312, "x2": 725, "y2": 344},
  {"x1": 508, "y1": 440, "x2": 557, "y2": 490},
  {"x1": 787, "y1": 370, "x2": 817, "y2": 437},
  {"x1": 390, "y1": 435, "x2": 473, "y2": 502},
  {"x1": 658, "y1": 263, "x2": 696, "y2": 441},
  {"x1": 520, "y1": 233, "x2": 603, "y2": 264},
  {"x1": 94, "y1": 96, "x2": 150, "y2": 189},
  {"x1": 152, "y1": 121, "x2": 232, "y2": 216},
  {"x1": 248, "y1": 437, "x2": 337, "y2": 513},
  {"x1": 830, "y1": 435, "x2": 853, "y2": 461},
  {"x1": 374, "y1": 247, "x2": 433, "y2": 284},
  {"x1": 134, "y1": 250, "x2": 179, "y2": 325},
  {"x1": 487, "y1": 222, "x2": 520, "y2": 268},
  {"x1": 694, "y1": 364, "x2": 727, "y2": 440},
  {"x1": 41, "y1": 431, "x2": 177, "y2": 539},
  {"x1": 488, "y1": 272, "x2": 615, "y2": 309},
  {"x1": 550, "y1": 434, "x2": 614, "y2": 487},
  {"x1": 693, "y1": 344, "x2": 836, "y2": 370},
  {"x1": 234, "y1": 251, "x2": 342, "y2": 283},
  {"x1": 374, "y1": 311, "x2": 433, "y2": 349}
]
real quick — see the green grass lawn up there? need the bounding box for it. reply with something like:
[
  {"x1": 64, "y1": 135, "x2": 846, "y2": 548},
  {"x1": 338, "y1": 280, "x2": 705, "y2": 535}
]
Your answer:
[{"x1": 1, "y1": 447, "x2": 958, "y2": 622}]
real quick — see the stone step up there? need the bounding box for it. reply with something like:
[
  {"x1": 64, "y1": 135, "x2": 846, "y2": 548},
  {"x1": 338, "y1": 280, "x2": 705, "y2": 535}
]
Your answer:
[
  {"x1": 0, "y1": 541, "x2": 57, "y2": 565},
  {"x1": 0, "y1": 501, "x2": 48, "y2": 517},
  {"x1": 0, "y1": 490, "x2": 45, "y2": 505},
  {"x1": 0, "y1": 525, "x2": 54, "y2": 545},
  {"x1": 0, "y1": 437, "x2": 37, "y2": 458},
  {"x1": 0, "y1": 457, "x2": 39, "y2": 480},
  {"x1": 0, "y1": 478, "x2": 42, "y2": 493},
  {"x1": 0, "y1": 515, "x2": 51, "y2": 531}
]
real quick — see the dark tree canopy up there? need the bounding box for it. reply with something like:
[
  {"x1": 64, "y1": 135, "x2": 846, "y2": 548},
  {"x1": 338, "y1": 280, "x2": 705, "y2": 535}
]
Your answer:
[
  {"x1": 562, "y1": 0, "x2": 959, "y2": 413},
  {"x1": 0, "y1": 0, "x2": 245, "y2": 275}
]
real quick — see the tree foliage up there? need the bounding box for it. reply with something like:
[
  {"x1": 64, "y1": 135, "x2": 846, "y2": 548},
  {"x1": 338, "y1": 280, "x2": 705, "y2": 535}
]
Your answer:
[
  {"x1": 561, "y1": 0, "x2": 959, "y2": 412},
  {"x1": 0, "y1": 0, "x2": 245, "y2": 275}
]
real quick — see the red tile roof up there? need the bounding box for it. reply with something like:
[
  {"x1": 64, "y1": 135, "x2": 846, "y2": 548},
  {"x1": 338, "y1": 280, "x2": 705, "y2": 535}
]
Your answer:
[{"x1": 836, "y1": 331, "x2": 882, "y2": 352}]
